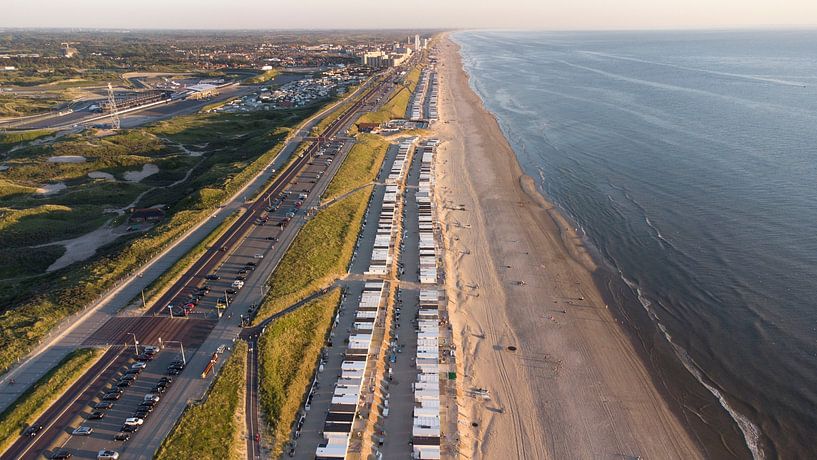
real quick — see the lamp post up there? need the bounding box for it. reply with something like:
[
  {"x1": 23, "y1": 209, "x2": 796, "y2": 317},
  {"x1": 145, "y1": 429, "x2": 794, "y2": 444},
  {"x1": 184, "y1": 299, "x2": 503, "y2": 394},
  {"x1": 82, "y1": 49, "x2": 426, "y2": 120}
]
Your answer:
[
  {"x1": 163, "y1": 340, "x2": 186, "y2": 365},
  {"x1": 127, "y1": 333, "x2": 139, "y2": 355}
]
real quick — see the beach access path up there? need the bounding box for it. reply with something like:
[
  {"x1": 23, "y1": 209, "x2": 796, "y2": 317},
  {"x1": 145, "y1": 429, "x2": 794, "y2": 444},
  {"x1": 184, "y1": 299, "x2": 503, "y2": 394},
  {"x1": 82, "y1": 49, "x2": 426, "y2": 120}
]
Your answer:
[{"x1": 432, "y1": 35, "x2": 703, "y2": 459}]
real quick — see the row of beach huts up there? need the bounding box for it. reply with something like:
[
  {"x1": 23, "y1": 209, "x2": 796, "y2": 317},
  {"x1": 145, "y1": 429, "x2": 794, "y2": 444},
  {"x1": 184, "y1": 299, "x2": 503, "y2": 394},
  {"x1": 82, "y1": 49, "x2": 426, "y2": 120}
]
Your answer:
[
  {"x1": 410, "y1": 139, "x2": 443, "y2": 460},
  {"x1": 409, "y1": 67, "x2": 439, "y2": 122},
  {"x1": 315, "y1": 139, "x2": 413, "y2": 459}
]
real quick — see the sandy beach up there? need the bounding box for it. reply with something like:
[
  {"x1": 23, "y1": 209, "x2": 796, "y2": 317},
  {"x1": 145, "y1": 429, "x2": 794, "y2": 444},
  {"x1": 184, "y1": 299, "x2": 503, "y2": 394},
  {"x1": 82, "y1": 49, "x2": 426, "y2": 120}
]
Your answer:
[{"x1": 432, "y1": 36, "x2": 702, "y2": 459}]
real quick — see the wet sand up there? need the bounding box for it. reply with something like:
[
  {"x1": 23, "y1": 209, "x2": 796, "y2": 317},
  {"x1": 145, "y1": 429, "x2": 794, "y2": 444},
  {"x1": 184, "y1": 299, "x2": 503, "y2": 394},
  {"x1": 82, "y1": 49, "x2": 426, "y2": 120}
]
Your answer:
[{"x1": 433, "y1": 36, "x2": 702, "y2": 459}]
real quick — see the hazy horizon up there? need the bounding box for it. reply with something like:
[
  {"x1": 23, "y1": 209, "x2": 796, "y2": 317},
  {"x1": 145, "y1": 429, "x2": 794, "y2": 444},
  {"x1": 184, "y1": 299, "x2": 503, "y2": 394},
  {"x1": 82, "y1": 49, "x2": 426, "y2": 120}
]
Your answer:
[{"x1": 2, "y1": 0, "x2": 816, "y2": 31}]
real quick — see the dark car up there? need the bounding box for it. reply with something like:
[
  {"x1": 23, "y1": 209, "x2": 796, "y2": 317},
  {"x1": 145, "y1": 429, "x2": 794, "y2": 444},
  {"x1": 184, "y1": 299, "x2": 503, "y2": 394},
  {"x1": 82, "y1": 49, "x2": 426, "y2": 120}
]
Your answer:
[
  {"x1": 159, "y1": 377, "x2": 173, "y2": 385},
  {"x1": 234, "y1": 275, "x2": 246, "y2": 281},
  {"x1": 116, "y1": 380, "x2": 131, "y2": 388},
  {"x1": 151, "y1": 385, "x2": 166, "y2": 394},
  {"x1": 139, "y1": 400, "x2": 156, "y2": 408},
  {"x1": 166, "y1": 368, "x2": 181, "y2": 376},
  {"x1": 51, "y1": 450, "x2": 72, "y2": 459},
  {"x1": 88, "y1": 411, "x2": 105, "y2": 420},
  {"x1": 114, "y1": 432, "x2": 130, "y2": 442},
  {"x1": 122, "y1": 424, "x2": 139, "y2": 433},
  {"x1": 102, "y1": 393, "x2": 121, "y2": 401},
  {"x1": 136, "y1": 354, "x2": 153, "y2": 362},
  {"x1": 134, "y1": 410, "x2": 150, "y2": 419},
  {"x1": 246, "y1": 262, "x2": 256, "y2": 267},
  {"x1": 22, "y1": 425, "x2": 43, "y2": 437},
  {"x1": 124, "y1": 369, "x2": 141, "y2": 376},
  {"x1": 94, "y1": 401, "x2": 114, "y2": 410},
  {"x1": 120, "y1": 374, "x2": 136, "y2": 381},
  {"x1": 205, "y1": 274, "x2": 220, "y2": 280},
  {"x1": 226, "y1": 288, "x2": 237, "y2": 295}
]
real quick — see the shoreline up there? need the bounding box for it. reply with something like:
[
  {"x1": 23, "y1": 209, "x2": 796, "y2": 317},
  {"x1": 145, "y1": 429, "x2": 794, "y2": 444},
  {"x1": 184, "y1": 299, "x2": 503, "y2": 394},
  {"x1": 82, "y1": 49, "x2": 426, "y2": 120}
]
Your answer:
[{"x1": 431, "y1": 35, "x2": 709, "y2": 459}]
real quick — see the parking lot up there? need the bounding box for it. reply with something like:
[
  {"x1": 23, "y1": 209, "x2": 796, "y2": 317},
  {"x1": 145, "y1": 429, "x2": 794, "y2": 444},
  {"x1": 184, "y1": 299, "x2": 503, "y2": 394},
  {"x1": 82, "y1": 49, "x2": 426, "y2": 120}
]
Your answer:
[
  {"x1": 164, "y1": 139, "x2": 350, "y2": 324},
  {"x1": 50, "y1": 345, "x2": 187, "y2": 459}
]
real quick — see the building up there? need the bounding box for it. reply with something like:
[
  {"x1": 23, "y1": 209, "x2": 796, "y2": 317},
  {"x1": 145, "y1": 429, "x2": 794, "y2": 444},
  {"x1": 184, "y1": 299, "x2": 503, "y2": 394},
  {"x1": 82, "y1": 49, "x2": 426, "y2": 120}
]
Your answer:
[
  {"x1": 415, "y1": 34, "x2": 421, "y2": 50},
  {"x1": 185, "y1": 83, "x2": 219, "y2": 100},
  {"x1": 128, "y1": 208, "x2": 165, "y2": 223}
]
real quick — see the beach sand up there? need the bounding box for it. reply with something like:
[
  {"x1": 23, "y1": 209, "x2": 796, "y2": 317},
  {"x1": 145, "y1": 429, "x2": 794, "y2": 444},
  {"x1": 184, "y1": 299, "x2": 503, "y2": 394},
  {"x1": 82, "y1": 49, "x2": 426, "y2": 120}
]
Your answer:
[{"x1": 433, "y1": 36, "x2": 703, "y2": 459}]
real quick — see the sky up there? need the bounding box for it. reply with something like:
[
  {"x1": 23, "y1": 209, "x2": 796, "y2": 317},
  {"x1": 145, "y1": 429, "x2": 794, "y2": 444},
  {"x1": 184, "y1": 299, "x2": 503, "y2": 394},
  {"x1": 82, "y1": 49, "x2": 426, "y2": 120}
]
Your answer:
[{"x1": 2, "y1": 0, "x2": 817, "y2": 30}]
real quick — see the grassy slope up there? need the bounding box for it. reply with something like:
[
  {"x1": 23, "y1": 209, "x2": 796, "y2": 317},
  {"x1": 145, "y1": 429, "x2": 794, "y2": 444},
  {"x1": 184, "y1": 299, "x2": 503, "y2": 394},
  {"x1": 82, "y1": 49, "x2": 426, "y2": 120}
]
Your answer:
[
  {"x1": 322, "y1": 133, "x2": 389, "y2": 202},
  {"x1": 0, "y1": 348, "x2": 101, "y2": 453},
  {"x1": 356, "y1": 64, "x2": 421, "y2": 125},
  {"x1": 253, "y1": 188, "x2": 370, "y2": 323},
  {"x1": 258, "y1": 290, "x2": 340, "y2": 456},
  {"x1": 156, "y1": 341, "x2": 248, "y2": 460}
]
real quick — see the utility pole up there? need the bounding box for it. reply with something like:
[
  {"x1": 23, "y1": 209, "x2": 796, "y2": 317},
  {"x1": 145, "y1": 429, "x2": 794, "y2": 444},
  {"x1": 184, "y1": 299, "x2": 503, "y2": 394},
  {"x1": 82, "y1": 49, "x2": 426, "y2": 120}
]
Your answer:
[{"x1": 141, "y1": 289, "x2": 146, "y2": 308}]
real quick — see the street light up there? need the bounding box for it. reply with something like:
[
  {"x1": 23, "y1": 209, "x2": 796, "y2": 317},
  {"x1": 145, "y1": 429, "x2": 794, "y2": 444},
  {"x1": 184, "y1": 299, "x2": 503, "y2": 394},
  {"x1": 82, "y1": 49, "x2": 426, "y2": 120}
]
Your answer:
[
  {"x1": 163, "y1": 340, "x2": 186, "y2": 365},
  {"x1": 126, "y1": 332, "x2": 139, "y2": 355}
]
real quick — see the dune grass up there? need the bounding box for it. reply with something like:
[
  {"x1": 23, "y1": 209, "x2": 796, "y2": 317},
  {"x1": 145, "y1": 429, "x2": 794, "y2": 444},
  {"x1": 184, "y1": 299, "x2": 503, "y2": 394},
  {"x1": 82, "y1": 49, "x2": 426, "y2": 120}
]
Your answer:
[
  {"x1": 156, "y1": 341, "x2": 247, "y2": 460},
  {"x1": 0, "y1": 348, "x2": 102, "y2": 453},
  {"x1": 245, "y1": 69, "x2": 281, "y2": 84},
  {"x1": 356, "y1": 64, "x2": 422, "y2": 125},
  {"x1": 323, "y1": 134, "x2": 389, "y2": 202},
  {"x1": 253, "y1": 188, "x2": 370, "y2": 323},
  {"x1": 258, "y1": 290, "x2": 340, "y2": 456}
]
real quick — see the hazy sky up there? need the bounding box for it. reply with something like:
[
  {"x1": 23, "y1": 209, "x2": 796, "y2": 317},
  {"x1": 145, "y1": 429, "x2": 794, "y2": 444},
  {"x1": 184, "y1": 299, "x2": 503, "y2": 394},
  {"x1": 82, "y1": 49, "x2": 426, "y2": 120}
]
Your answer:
[{"x1": 2, "y1": 0, "x2": 817, "y2": 30}]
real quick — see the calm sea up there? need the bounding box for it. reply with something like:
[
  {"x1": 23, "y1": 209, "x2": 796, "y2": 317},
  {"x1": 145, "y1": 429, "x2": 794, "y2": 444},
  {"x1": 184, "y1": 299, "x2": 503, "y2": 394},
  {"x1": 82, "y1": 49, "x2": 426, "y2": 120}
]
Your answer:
[{"x1": 454, "y1": 29, "x2": 817, "y2": 459}]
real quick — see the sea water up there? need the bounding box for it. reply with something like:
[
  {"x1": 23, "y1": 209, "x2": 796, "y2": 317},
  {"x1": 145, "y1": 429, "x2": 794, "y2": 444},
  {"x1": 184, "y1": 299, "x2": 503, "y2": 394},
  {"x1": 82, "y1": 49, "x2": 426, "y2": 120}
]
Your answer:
[{"x1": 454, "y1": 29, "x2": 817, "y2": 459}]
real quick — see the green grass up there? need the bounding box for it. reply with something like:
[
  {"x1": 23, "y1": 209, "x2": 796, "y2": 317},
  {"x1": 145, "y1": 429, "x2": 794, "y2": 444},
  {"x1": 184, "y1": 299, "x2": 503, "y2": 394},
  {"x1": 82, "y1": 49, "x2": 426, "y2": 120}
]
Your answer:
[
  {"x1": 0, "y1": 180, "x2": 38, "y2": 200},
  {"x1": 0, "y1": 246, "x2": 66, "y2": 279},
  {"x1": 258, "y1": 290, "x2": 340, "y2": 456},
  {"x1": 323, "y1": 134, "x2": 389, "y2": 201},
  {"x1": 356, "y1": 64, "x2": 421, "y2": 125},
  {"x1": 253, "y1": 189, "x2": 370, "y2": 323},
  {"x1": 0, "y1": 130, "x2": 53, "y2": 147},
  {"x1": 0, "y1": 348, "x2": 101, "y2": 453},
  {"x1": 0, "y1": 204, "x2": 113, "y2": 248},
  {"x1": 156, "y1": 341, "x2": 247, "y2": 460},
  {"x1": 245, "y1": 69, "x2": 281, "y2": 84}
]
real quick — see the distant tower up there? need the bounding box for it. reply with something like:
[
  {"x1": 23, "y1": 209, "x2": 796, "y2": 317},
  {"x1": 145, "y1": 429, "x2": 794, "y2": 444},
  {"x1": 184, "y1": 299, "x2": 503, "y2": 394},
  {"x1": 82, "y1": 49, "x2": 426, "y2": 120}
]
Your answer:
[
  {"x1": 415, "y1": 34, "x2": 420, "y2": 50},
  {"x1": 106, "y1": 83, "x2": 120, "y2": 130}
]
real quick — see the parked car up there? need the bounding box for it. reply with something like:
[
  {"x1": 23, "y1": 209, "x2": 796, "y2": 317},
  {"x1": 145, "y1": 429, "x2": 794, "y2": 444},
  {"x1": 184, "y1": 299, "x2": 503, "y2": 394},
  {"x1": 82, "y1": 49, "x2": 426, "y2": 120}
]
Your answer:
[
  {"x1": 97, "y1": 450, "x2": 119, "y2": 460},
  {"x1": 88, "y1": 411, "x2": 105, "y2": 420},
  {"x1": 102, "y1": 393, "x2": 121, "y2": 401},
  {"x1": 124, "y1": 368, "x2": 141, "y2": 376},
  {"x1": 246, "y1": 262, "x2": 257, "y2": 267},
  {"x1": 139, "y1": 400, "x2": 156, "y2": 408},
  {"x1": 159, "y1": 377, "x2": 173, "y2": 385},
  {"x1": 205, "y1": 274, "x2": 220, "y2": 280},
  {"x1": 51, "y1": 450, "x2": 72, "y2": 459},
  {"x1": 123, "y1": 417, "x2": 144, "y2": 426},
  {"x1": 121, "y1": 424, "x2": 139, "y2": 433},
  {"x1": 120, "y1": 374, "x2": 136, "y2": 381},
  {"x1": 226, "y1": 288, "x2": 237, "y2": 295},
  {"x1": 115, "y1": 380, "x2": 131, "y2": 388},
  {"x1": 93, "y1": 401, "x2": 114, "y2": 410},
  {"x1": 136, "y1": 353, "x2": 153, "y2": 361},
  {"x1": 144, "y1": 394, "x2": 160, "y2": 403},
  {"x1": 131, "y1": 362, "x2": 147, "y2": 370},
  {"x1": 72, "y1": 426, "x2": 93, "y2": 436},
  {"x1": 253, "y1": 253, "x2": 264, "y2": 259},
  {"x1": 113, "y1": 433, "x2": 130, "y2": 442},
  {"x1": 22, "y1": 425, "x2": 43, "y2": 437}
]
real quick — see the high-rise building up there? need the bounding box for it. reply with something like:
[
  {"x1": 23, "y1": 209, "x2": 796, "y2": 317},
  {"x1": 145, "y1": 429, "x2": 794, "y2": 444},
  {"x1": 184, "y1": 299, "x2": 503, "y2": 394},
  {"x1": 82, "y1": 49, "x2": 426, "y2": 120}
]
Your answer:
[{"x1": 415, "y1": 34, "x2": 421, "y2": 50}]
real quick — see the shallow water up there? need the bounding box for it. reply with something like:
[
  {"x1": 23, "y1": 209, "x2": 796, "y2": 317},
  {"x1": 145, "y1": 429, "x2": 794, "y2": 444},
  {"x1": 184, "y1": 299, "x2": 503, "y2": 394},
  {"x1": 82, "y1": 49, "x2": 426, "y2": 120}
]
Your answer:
[{"x1": 455, "y1": 29, "x2": 817, "y2": 459}]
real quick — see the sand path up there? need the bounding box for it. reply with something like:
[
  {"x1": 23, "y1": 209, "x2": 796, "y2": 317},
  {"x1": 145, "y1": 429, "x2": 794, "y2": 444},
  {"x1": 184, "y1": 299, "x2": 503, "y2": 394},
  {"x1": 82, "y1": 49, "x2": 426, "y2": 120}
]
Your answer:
[{"x1": 434, "y1": 36, "x2": 702, "y2": 460}]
